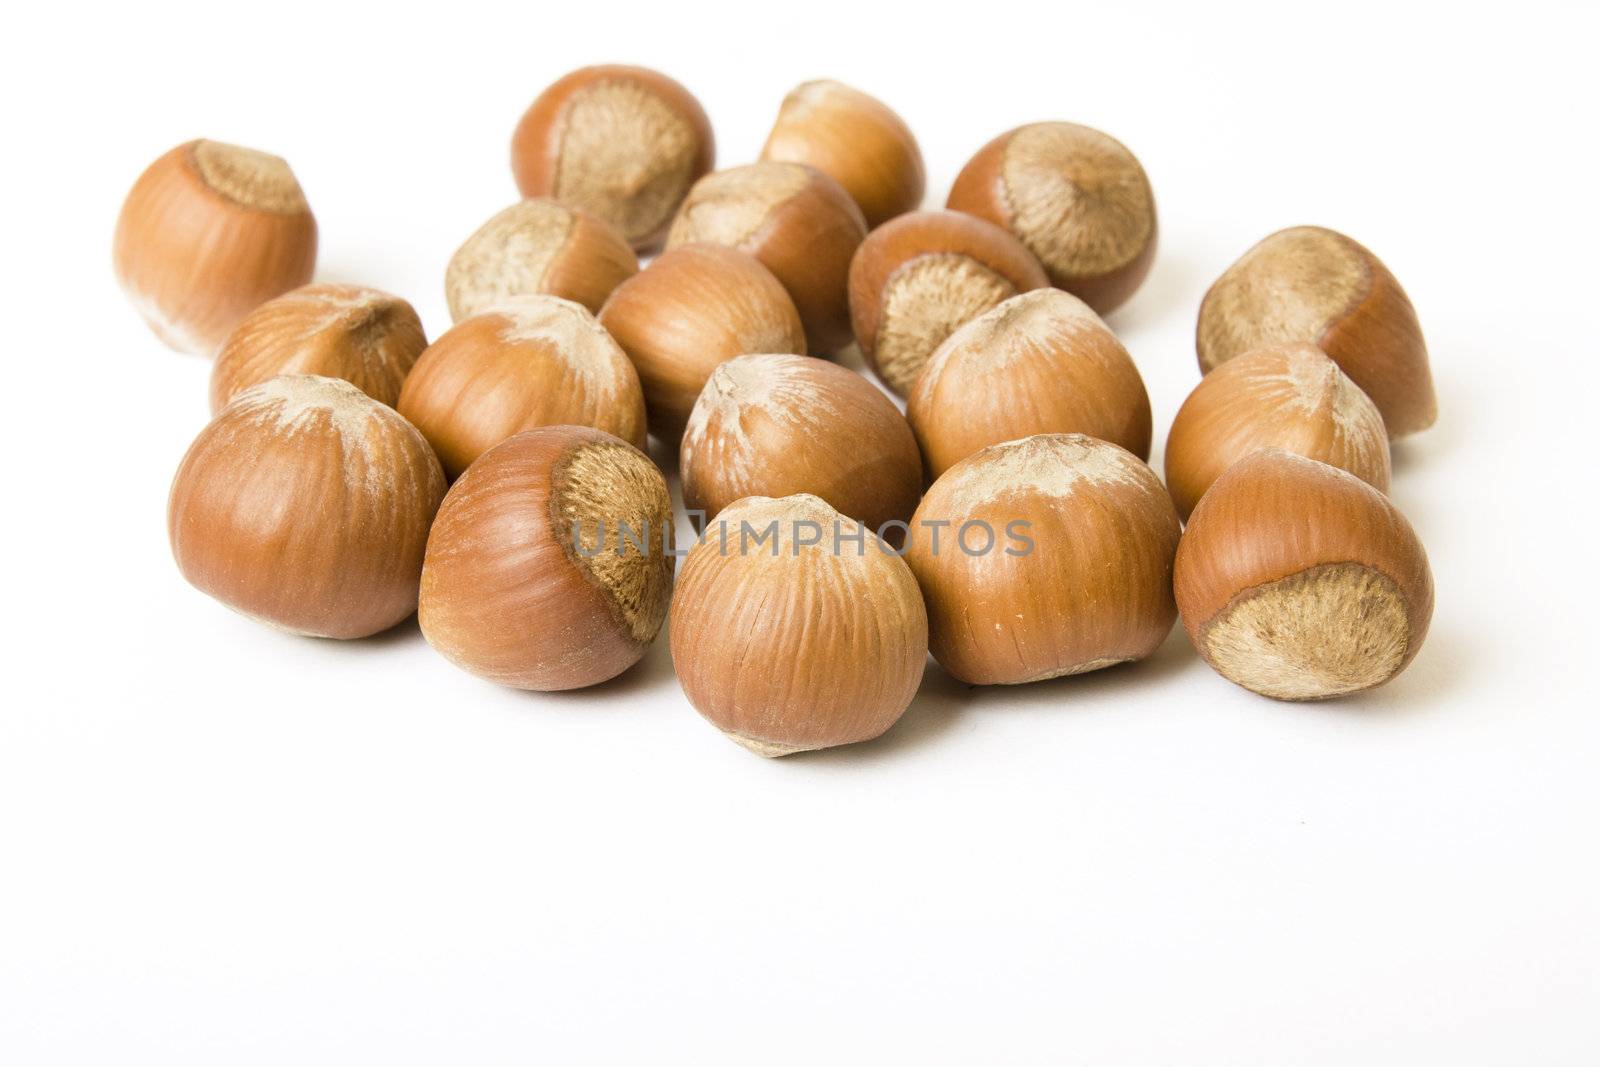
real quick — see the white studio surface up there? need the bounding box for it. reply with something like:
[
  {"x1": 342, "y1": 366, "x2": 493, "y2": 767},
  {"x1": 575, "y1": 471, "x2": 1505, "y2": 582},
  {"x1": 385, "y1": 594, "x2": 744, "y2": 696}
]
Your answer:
[{"x1": 2, "y1": 2, "x2": 1597, "y2": 1063}]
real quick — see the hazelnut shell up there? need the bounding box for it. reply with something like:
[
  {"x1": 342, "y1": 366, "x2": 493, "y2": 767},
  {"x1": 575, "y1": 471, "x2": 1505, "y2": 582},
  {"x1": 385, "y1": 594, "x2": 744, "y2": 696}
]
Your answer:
[
  {"x1": 848, "y1": 210, "x2": 1049, "y2": 395},
  {"x1": 1173, "y1": 449, "x2": 1433, "y2": 700},
  {"x1": 446, "y1": 198, "x2": 637, "y2": 321},
  {"x1": 418, "y1": 426, "x2": 674, "y2": 691},
  {"x1": 1196, "y1": 225, "x2": 1436, "y2": 437},
  {"x1": 909, "y1": 288, "x2": 1152, "y2": 478},
  {"x1": 398, "y1": 295, "x2": 647, "y2": 479},
  {"x1": 667, "y1": 162, "x2": 867, "y2": 354},
  {"x1": 681, "y1": 353, "x2": 922, "y2": 532},
  {"x1": 114, "y1": 140, "x2": 317, "y2": 355},
  {"x1": 598, "y1": 244, "x2": 807, "y2": 440},
  {"x1": 168, "y1": 376, "x2": 445, "y2": 639},
  {"x1": 671, "y1": 494, "x2": 928, "y2": 756},
  {"x1": 1164, "y1": 342, "x2": 1390, "y2": 521},
  {"x1": 947, "y1": 122, "x2": 1157, "y2": 313},
  {"x1": 905, "y1": 433, "x2": 1180, "y2": 685},
  {"x1": 511, "y1": 65, "x2": 714, "y2": 252},
  {"x1": 759, "y1": 79, "x2": 926, "y2": 229},
  {"x1": 210, "y1": 283, "x2": 426, "y2": 413}
]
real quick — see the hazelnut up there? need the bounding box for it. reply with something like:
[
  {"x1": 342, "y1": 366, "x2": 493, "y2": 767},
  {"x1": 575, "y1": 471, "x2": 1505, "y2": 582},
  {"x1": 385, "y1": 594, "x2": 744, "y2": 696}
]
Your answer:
[
  {"x1": 758, "y1": 79, "x2": 926, "y2": 229},
  {"x1": 511, "y1": 65, "x2": 714, "y2": 251},
  {"x1": 908, "y1": 288, "x2": 1152, "y2": 478},
  {"x1": 667, "y1": 162, "x2": 866, "y2": 354},
  {"x1": 418, "y1": 426, "x2": 673, "y2": 691},
  {"x1": 445, "y1": 198, "x2": 637, "y2": 322},
  {"x1": 598, "y1": 244, "x2": 806, "y2": 439},
  {"x1": 1164, "y1": 342, "x2": 1390, "y2": 521},
  {"x1": 397, "y1": 295, "x2": 646, "y2": 479},
  {"x1": 168, "y1": 376, "x2": 445, "y2": 638},
  {"x1": 1173, "y1": 450, "x2": 1433, "y2": 700},
  {"x1": 947, "y1": 122, "x2": 1156, "y2": 313},
  {"x1": 1196, "y1": 226, "x2": 1436, "y2": 437},
  {"x1": 209, "y1": 283, "x2": 426, "y2": 414},
  {"x1": 905, "y1": 434, "x2": 1180, "y2": 685},
  {"x1": 848, "y1": 210, "x2": 1049, "y2": 395},
  {"x1": 114, "y1": 139, "x2": 317, "y2": 355},
  {"x1": 671, "y1": 494, "x2": 927, "y2": 756},
  {"x1": 681, "y1": 354, "x2": 922, "y2": 533}
]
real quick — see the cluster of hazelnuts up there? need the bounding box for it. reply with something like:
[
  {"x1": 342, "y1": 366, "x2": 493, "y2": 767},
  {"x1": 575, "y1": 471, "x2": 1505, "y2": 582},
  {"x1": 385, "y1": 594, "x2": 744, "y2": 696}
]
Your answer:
[{"x1": 115, "y1": 65, "x2": 1438, "y2": 757}]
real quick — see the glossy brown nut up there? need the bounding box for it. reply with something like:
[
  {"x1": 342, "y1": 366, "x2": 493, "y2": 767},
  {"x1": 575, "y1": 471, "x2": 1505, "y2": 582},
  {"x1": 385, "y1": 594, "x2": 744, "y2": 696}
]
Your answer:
[
  {"x1": 909, "y1": 288, "x2": 1151, "y2": 478},
  {"x1": 511, "y1": 65, "x2": 714, "y2": 251},
  {"x1": 1196, "y1": 226, "x2": 1436, "y2": 437},
  {"x1": 114, "y1": 140, "x2": 317, "y2": 355},
  {"x1": 667, "y1": 162, "x2": 866, "y2": 354},
  {"x1": 168, "y1": 375, "x2": 445, "y2": 638},
  {"x1": 759, "y1": 79, "x2": 925, "y2": 229},
  {"x1": 398, "y1": 295, "x2": 647, "y2": 479},
  {"x1": 210, "y1": 283, "x2": 425, "y2": 413},
  {"x1": 848, "y1": 210, "x2": 1048, "y2": 396},
  {"x1": 680, "y1": 353, "x2": 922, "y2": 533},
  {"x1": 598, "y1": 244, "x2": 806, "y2": 440},
  {"x1": 1173, "y1": 450, "x2": 1433, "y2": 700},
  {"x1": 671, "y1": 494, "x2": 927, "y2": 756},
  {"x1": 419, "y1": 426, "x2": 674, "y2": 691},
  {"x1": 446, "y1": 198, "x2": 637, "y2": 321},
  {"x1": 905, "y1": 433, "x2": 1180, "y2": 685},
  {"x1": 1164, "y1": 342, "x2": 1390, "y2": 521},
  {"x1": 948, "y1": 122, "x2": 1156, "y2": 313}
]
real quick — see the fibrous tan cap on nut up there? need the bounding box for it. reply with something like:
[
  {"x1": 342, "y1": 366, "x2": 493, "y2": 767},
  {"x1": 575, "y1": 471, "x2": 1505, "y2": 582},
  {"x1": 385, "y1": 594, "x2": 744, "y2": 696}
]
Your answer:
[
  {"x1": 667, "y1": 163, "x2": 811, "y2": 247},
  {"x1": 552, "y1": 437, "x2": 674, "y2": 644},
  {"x1": 875, "y1": 254, "x2": 1018, "y2": 394},
  {"x1": 554, "y1": 80, "x2": 700, "y2": 244},
  {"x1": 447, "y1": 200, "x2": 574, "y2": 319},
  {"x1": 488, "y1": 295, "x2": 634, "y2": 408},
  {"x1": 1203, "y1": 563, "x2": 1411, "y2": 700},
  {"x1": 1000, "y1": 123, "x2": 1154, "y2": 278},
  {"x1": 1197, "y1": 227, "x2": 1368, "y2": 369},
  {"x1": 925, "y1": 431, "x2": 1154, "y2": 516},
  {"x1": 191, "y1": 140, "x2": 309, "y2": 214}
]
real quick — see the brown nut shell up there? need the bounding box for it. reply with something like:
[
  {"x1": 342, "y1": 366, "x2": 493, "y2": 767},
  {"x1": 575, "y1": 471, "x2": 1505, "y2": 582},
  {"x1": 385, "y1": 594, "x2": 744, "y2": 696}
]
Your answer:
[
  {"x1": 418, "y1": 426, "x2": 674, "y2": 691},
  {"x1": 848, "y1": 210, "x2": 1049, "y2": 395},
  {"x1": 759, "y1": 79, "x2": 926, "y2": 229},
  {"x1": 1164, "y1": 342, "x2": 1390, "y2": 521},
  {"x1": 667, "y1": 162, "x2": 866, "y2": 354},
  {"x1": 671, "y1": 494, "x2": 928, "y2": 756},
  {"x1": 446, "y1": 199, "x2": 638, "y2": 322},
  {"x1": 210, "y1": 283, "x2": 426, "y2": 413},
  {"x1": 1196, "y1": 226, "x2": 1436, "y2": 437},
  {"x1": 168, "y1": 375, "x2": 445, "y2": 638},
  {"x1": 905, "y1": 433, "x2": 1180, "y2": 685},
  {"x1": 1173, "y1": 449, "x2": 1433, "y2": 700},
  {"x1": 511, "y1": 65, "x2": 714, "y2": 251},
  {"x1": 114, "y1": 140, "x2": 318, "y2": 355},
  {"x1": 681, "y1": 354, "x2": 922, "y2": 532},
  {"x1": 598, "y1": 244, "x2": 807, "y2": 440},
  {"x1": 909, "y1": 288, "x2": 1152, "y2": 478},
  {"x1": 398, "y1": 295, "x2": 647, "y2": 479},
  {"x1": 947, "y1": 122, "x2": 1156, "y2": 314}
]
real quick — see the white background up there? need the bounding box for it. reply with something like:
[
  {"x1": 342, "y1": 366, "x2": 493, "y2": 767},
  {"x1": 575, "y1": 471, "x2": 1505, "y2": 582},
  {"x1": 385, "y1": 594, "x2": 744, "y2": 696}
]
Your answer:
[{"x1": 3, "y1": 1, "x2": 1597, "y2": 1062}]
